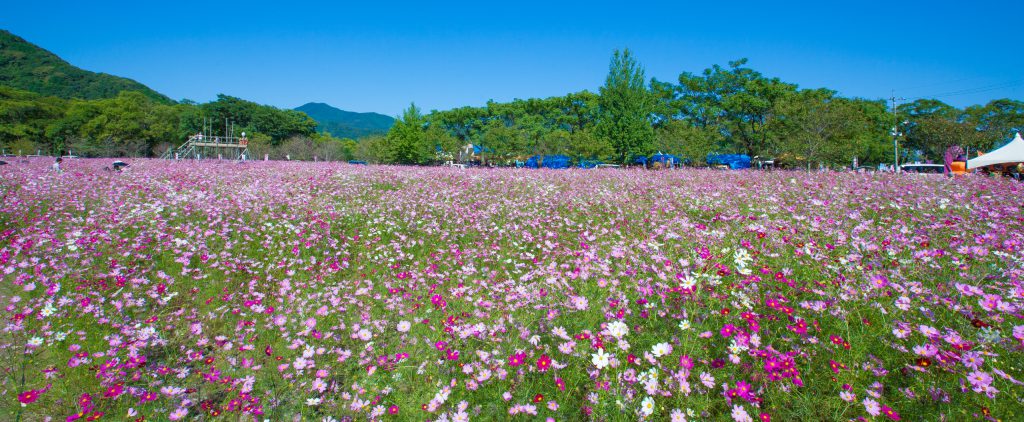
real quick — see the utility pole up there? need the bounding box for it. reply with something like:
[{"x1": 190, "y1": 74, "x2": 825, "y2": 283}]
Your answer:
[{"x1": 890, "y1": 92, "x2": 906, "y2": 173}]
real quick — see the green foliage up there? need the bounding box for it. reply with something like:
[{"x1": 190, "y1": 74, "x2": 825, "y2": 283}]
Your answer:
[
  {"x1": 774, "y1": 90, "x2": 870, "y2": 168},
  {"x1": 673, "y1": 59, "x2": 798, "y2": 156},
  {"x1": 555, "y1": 91, "x2": 600, "y2": 133},
  {"x1": 898, "y1": 99, "x2": 958, "y2": 120},
  {"x1": 0, "y1": 85, "x2": 318, "y2": 157},
  {"x1": 595, "y1": 49, "x2": 655, "y2": 164},
  {"x1": 424, "y1": 122, "x2": 459, "y2": 161},
  {"x1": 353, "y1": 134, "x2": 389, "y2": 163},
  {"x1": 428, "y1": 92, "x2": 601, "y2": 164},
  {"x1": 431, "y1": 105, "x2": 491, "y2": 143},
  {"x1": 0, "y1": 30, "x2": 171, "y2": 103},
  {"x1": 0, "y1": 85, "x2": 64, "y2": 152},
  {"x1": 312, "y1": 133, "x2": 356, "y2": 162},
  {"x1": 897, "y1": 98, "x2": 1024, "y2": 161},
  {"x1": 195, "y1": 94, "x2": 317, "y2": 144},
  {"x1": 243, "y1": 132, "x2": 275, "y2": 159},
  {"x1": 903, "y1": 116, "x2": 989, "y2": 161},
  {"x1": 654, "y1": 120, "x2": 719, "y2": 165},
  {"x1": 847, "y1": 99, "x2": 895, "y2": 165},
  {"x1": 567, "y1": 128, "x2": 614, "y2": 161},
  {"x1": 385, "y1": 103, "x2": 435, "y2": 165},
  {"x1": 964, "y1": 99, "x2": 1024, "y2": 149},
  {"x1": 246, "y1": 133, "x2": 356, "y2": 162},
  {"x1": 476, "y1": 119, "x2": 524, "y2": 164}
]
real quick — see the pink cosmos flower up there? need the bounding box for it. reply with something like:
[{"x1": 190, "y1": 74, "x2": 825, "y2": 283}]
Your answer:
[
  {"x1": 869, "y1": 275, "x2": 889, "y2": 289},
  {"x1": 967, "y1": 371, "x2": 993, "y2": 390},
  {"x1": 881, "y1": 405, "x2": 901, "y2": 420},
  {"x1": 508, "y1": 352, "x2": 526, "y2": 367},
  {"x1": 863, "y1": 398, "x2": 880, "y2": 416},
  {"x1": 679, "y1": 355, "x2": 694, "y2": 370},
  {"x1": 536, "y1": 354, "x2": 552, "y2": 372},
  {"x1": 18, "y1": 389, "x2": 40, "y2": 405}
]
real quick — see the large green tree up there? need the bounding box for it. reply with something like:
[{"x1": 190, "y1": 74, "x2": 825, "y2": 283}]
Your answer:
[
  {"x1": 595, "y1": 49, "x2": 655, "y2": 164},
  {"x1": 899, "y1": 98, "x2": 992, "y2": 161},
  {"x1": 194, "y1": 94, "x2": 317, "y2": 144},
  {"x1": 965, "y1": 99, "x2": 1024, "y2": 150},
  {"x1": 904, "y1": 117, "x2": 989, "y2": 161},
  {"x1": 675, "y1": 59, "x2": 797, "y2": 156},
  {"x1": 385, "y1": 103, "x2": 433, "y2": 165},
  {"x1": 776, "y1": 90, "x2": 868, "y2": 168}
]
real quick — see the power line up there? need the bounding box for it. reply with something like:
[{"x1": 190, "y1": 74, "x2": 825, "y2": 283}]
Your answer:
[
  {"x1": 904, "y1": 80, "x2": 1024, "y2": 101},
  {"x1": 899, "y1": 76, "x2": 980, "y2": 92}
]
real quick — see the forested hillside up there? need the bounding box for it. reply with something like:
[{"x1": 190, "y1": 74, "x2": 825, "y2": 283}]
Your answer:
[
  {"x1": 0, "y1": 30, "x2": 171, "y2": 103},
  {"x1": 295, "y1": 102, "x2": 394, "y2": 139}
]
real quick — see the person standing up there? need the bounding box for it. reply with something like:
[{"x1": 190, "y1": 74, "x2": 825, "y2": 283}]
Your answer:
[{"x1": 52, "y1": 157, "x2": 62, "y2": 173}]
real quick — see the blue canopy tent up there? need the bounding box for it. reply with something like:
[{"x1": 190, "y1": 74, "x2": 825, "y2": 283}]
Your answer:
[
  {"x1": 633, "y1": 153, "x2": 688, "y2": 167},
  {"x1": 578, "y1": 159, "x2": 603, "y2": 169},
  {"x1": 525, "y1": 155, "x2": 571, "y2": 169},
  {"x1": 706, "y1": 153, "x2": 751, "y2": 169}
]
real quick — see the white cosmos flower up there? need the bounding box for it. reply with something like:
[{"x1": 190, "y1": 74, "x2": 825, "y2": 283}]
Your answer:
[
  {"x1": 651, "y1": 342, "x2": 672, "y2": 358},
  {"x1": 679, "y1": 274, "x2": 697, "y2": 290},
  {"x1": 607, "y1": 321, "x2": 629, "y2": 339},
  {"x1": 592, "y1": 348, "x2": 610, "y2": 369},
  {"x1": 731, "y1": 404, "x2": 753, "y2": 422},
  {"x1": 640, "y1": 396, "x2": 655, "y2": 417}
]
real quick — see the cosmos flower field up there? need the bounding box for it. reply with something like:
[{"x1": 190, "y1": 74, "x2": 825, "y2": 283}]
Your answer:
[{"x1": 2, "y1": 159, "x2": 1023, "y2": 421}]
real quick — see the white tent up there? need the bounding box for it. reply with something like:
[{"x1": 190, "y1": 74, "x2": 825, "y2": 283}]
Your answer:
[{"x1": 968, "y1": 132, "x2": 1024, "y2": 169}]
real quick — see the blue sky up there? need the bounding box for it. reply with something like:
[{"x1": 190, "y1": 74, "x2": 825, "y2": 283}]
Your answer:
[{"x1": 2, "y1": 1, "x2": 1021, "y2": 116}]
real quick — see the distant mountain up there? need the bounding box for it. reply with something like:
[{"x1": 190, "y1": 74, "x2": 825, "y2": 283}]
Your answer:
[
  {"x1": 295, "y1": 102, "x2": 394, "y2": 139},
  {"x1": 0, "y1": 29, "x2": 171, "y2": 103}
]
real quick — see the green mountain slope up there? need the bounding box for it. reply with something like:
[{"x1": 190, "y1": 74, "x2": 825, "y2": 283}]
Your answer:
[
  {"x1": 295, "y1": 102, "x2": 394, "y2": 139},
  {"x1": 0, "y1": 29, "x2": 172, "y2": 103}
]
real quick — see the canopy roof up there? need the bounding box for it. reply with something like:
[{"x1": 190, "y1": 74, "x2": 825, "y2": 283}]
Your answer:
[{"x1": 968, "y1": 133, "x2": 1024, "y2": 169}]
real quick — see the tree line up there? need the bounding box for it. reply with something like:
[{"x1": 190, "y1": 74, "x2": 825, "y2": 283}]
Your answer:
[
  {"x1": 375, "y1": 51, "x2": 1023, "y2": 167},
  {"x1": 0, "y1": 87, "x2": 360, "y2": 160},
  {"x1": 2, "y1": 49, "x2": 1021, "y2": 167}
]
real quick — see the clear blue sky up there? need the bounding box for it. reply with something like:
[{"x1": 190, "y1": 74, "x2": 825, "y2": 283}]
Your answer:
[{"x1": 3, "y1": 1, "x2": 1021, "y2": 116}]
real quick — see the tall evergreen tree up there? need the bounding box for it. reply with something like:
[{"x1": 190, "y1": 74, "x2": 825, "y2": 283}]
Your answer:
[
  {"x1": 595, "y1": 49, "x2": 655, "y2": 164},
  {"x1": 386, "y1": 103, "x2": 432, "y2": 164}
]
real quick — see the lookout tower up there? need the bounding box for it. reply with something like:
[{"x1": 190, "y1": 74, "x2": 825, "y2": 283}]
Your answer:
[{"x1": 162, "y1": 119, "x2": 251, "y2": 160}]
